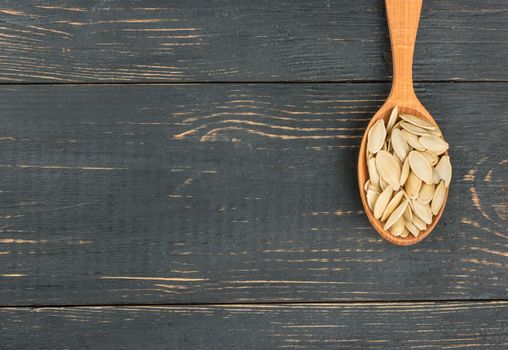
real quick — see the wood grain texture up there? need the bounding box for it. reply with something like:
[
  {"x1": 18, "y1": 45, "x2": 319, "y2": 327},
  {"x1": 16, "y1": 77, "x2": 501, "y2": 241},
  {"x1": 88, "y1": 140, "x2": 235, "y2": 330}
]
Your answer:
[
  {"x1": 0, "y1": 83, "x2": 506, "y2": 305},
  {"x1": 0, "y1": 0, "x2": 506, "y2": 82},
  {"x1": 1, "y1": 302, "x2": 508, "y2": 349}
]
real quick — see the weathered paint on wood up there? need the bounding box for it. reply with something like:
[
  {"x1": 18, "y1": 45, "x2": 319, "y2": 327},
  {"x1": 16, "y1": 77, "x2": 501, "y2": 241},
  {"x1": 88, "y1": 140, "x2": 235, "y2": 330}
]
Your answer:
[
  {"x1": 0, "y1": 1, "x2": 506, "y2": 347},
  {"x1": 0, "y1": 83, "x2": 506, "y2": 305},
  {"x1": 1, "y1": 302, "x2": 508, "y2": 349},
  {"x1": 0, "y1": 0, "x2": 506, "y2": 82}
]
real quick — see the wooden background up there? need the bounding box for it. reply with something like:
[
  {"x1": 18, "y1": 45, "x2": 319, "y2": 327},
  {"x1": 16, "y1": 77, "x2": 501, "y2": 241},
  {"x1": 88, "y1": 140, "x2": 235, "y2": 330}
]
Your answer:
[{"x1": 0, "y1": 1, "x2": 507, "y2": 349}]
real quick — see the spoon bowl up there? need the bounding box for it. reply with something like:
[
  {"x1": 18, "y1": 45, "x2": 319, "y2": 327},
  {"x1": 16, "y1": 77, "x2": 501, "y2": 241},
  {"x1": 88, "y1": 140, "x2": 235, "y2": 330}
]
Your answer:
[
  {"x1": 358, "y1": 104, "x2": 448, "y2": 245},
  {"x1": 358, "y1": 0, "x2": 449, "y2": 245}
]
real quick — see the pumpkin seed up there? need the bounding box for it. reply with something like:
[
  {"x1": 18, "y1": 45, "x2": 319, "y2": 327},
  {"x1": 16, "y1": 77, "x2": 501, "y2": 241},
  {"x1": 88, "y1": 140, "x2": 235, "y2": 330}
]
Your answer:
[
  {"x1": 390, "y1": 228, "x2": 401, "y2": 237},
  {"x1": 421, "y1": 150, "x2": 439, "y2": 166},
  {"x1": 432, "y1": 168, "x2": 441, "y2": 184},
  {"x1": 390, "y1": 217, "x2": 405, "y2": 236},
  {"x1": 412, "y1": 200, "x2": 433, "y2": 225},
  {"x1": 364, "y1": 179, "x2": 371, "y2": 192},
  {"x1": 430, "y1": 127, "x2": 443, "y2": 137},
  {"x1": 408, "y1": 151, "x2": 433, "y2": 185},
  {"x1": 400, "y1": 157, "x2": 410, "y2": 186},
  {"x1": 399, "y1": 227, "x2": 410, "y2": 237},
  {"x1": 376, "y1": 150, "x2": 401, "y2": 191},
  {"x1": 406, "y1": 171, "x2": 422, "y2": 199},
  {"x1": 412, "y1": 215, "x2": 427, "y2": 231},
  {"x1": 374, "y1": 187, "x2": 393, "y2": 219},
  {"x1": 384, "y1": 199, "x2": 408, "y2": 230},
  {"x1": 395, "y1": 153, "x2": 403, "y2": 170},
  {"x1": 402, "y1": 129, "x2": 425, "y2": 151},
  {"x1": 431, "y1": 180, "x2": 446, "y2": 215},
  {"x1": 369, "y1": 183, "x2": 381, "y2": 193},
  {"x1": 367, "y1": 190, "x2": 380, "y2": 210},
  {"x1": 400, "y1": 121, "x2": 431, "y2": 136},
  {"x1": 435, "y1": 156, "x2": 452, "y2": 187},
  {"x1": 367, "y1": 119, "x2": 386, "y2": 154},
  {"x1": 419, "y1": 135, "x2": 449, "y2": 155},
  {"x1": 399, "y1": 114, "x2": 436, "y2": 130},
  {"x1": 391, "y1": 128, "x2": 409, "y2": 161},
  {"x1": 386, "y1": 106, "x2": 399, "y2": 132},
  {"x1": 418, "y1": 183, "x2": 435, "y2": 204},
  {"x1": 381, "y1": 190, "x2": 404, "y2": 222},
  {"x1": 403, "y1": 205, "x2": 413, "y2": 223},
  {"x1": 368, "y1": 158, "x2": 380, "y2": 187},
  {"x1": 379, "y1": 177, "x2": 389, "y2": 191},
  {"x1": 405, "y1": 220, "x2": 420, "y2": 237}
]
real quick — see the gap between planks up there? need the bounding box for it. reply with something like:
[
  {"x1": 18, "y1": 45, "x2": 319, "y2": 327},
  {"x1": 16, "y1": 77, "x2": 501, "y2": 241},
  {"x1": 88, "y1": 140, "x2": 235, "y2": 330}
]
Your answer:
[
  {"x1": 1, "y1": 298, "x2": 508, "y2": 309},
  {"x1": 0, "y1": 80, "x2": 507, "y2": 86}
]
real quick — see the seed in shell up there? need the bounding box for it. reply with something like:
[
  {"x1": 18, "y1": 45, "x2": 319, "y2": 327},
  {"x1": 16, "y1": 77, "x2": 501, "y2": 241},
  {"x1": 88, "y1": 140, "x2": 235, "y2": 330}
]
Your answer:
[
  {"x1": 421, "y1": 150, "x2": 438, "y2": 166},
  {"x1": 399, "y1": 113, "x2": 436, "y2": 130},
  {"x1": 381, "y1": 190, "x2": 405, "y2": 222},
  {"x1": 399, "y1": 227, "x2": 410, "y2": 238},
  {"x1": 435, "y1": 156, "x2": 452, "y2": 187},
  {"x1": 419, "y1": 135, "x2": 449, "y2": 155},
  {"x1": 412, "y1": 215, "x2": 427, "y2": 231},
  {"x1": 379, "y1": 177, "x2": 389, "y2": 191},
  {"x1": 400, "y1": 121, "x2": 432, "y2": 136},
  {"x1": 403, "y1": 205, "x2": 413, "y2": 223},
  {"x1": 432, "y1": 168, "x2": 441, "y2": 184},
  {"x1": 368, "y1": 158, "x2": 380, "y2": 187},
  {"x1": 418, "y1": 183, "x2": 435, "y2": 205},
  {"x1": 367, "y1": 190, "x2": 380, "y2": 210},
  {"x1": 390, "y1": 217, "x2": 405, "y2": 236},
  {"x1": 394, "y1": 153, "x2": 403, "y2": 170},
  {"x1": 390, "y1": 228, "x2": 401, "y2": 237},
  {"x1": 402, "y1": 129, "x2": 425, "y2": 151},
  {"x1": 405, "y1": 221, "x2": 420, "y2": 237},
  {"x1": 431, "y1": 181, "x2": 446, "y2": 215},
  {"x1": 386, "y1": 106, "x2": 399, "y2": 132},
  {"x1": 405, "y1": 171, "x2": 422, "y2": 199},
  {"x1": 400, "y1": 157, "x2": 410, "y2": 186},
  {"x1": 374, "y1": 187, "x2": 393, "y2": 219},
  {"x1": 384, "y1": 199, "x2": 408, "y2": 231},
  {"x1": 412, "y1": 200, "x2": 433, "y2": 225},
  {"x1": 375, "y1": 150, "x2": 401, "y2": 191},
  {"x1": 408, "y1": 151, "x2": 433, "y2": 185},
  {"x1": 364, "y1": 179, "x2": 371, "y2": 192},
  {"x1": 369, "y1": 183, "x2": 381, "y2": 194},
  {"x1": 367, "y1": 119, "x2": 386, "y2": 154},
  {"x1": 391, "y1": 128, "x2": 410, "y2": 161}
]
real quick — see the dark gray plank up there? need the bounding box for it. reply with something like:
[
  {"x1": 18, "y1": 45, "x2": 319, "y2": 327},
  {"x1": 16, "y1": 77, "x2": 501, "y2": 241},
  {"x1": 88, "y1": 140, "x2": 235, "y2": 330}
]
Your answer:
[
  {"x1": 0, "y1": 0, "x2": 506, "y2": 82},
  {"x1": 1, "y1": 302, "x2": 508, "y2": 349},
  {"x1": 0, "y1": 83, "x2": 506, "y2": 305}
]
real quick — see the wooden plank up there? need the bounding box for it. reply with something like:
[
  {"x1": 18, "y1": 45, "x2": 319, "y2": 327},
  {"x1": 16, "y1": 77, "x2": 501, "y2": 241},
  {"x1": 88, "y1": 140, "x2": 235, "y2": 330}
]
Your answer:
[
  {"x1": 0, "y1": 0, "x2": 506, "y2": 82},
  {"x1": 0, "y1": 83, "x2": 506, "y2": 305},
  {"x1": 1, "y1": 302, "x2": 507, "y2": 349}
]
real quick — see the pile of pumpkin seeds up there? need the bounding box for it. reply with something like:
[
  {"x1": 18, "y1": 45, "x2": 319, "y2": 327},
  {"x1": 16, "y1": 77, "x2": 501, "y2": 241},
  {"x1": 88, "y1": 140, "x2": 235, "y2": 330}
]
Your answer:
[{"x1": 364, "y1": 106, "x2": 452, "y2": 238}]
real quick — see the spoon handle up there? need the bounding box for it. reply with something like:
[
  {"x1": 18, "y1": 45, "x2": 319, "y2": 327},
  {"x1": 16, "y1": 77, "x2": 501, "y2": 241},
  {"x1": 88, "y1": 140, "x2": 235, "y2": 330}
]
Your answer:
[{"x1": 386, "y1": 0, "x2": 423, "y2": 99}]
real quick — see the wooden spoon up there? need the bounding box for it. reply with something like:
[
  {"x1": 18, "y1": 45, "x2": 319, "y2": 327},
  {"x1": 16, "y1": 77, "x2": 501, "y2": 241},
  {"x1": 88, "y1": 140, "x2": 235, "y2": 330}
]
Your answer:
[{"x1": 358, "y1": 0, "x2": 449, "y2": 245}]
